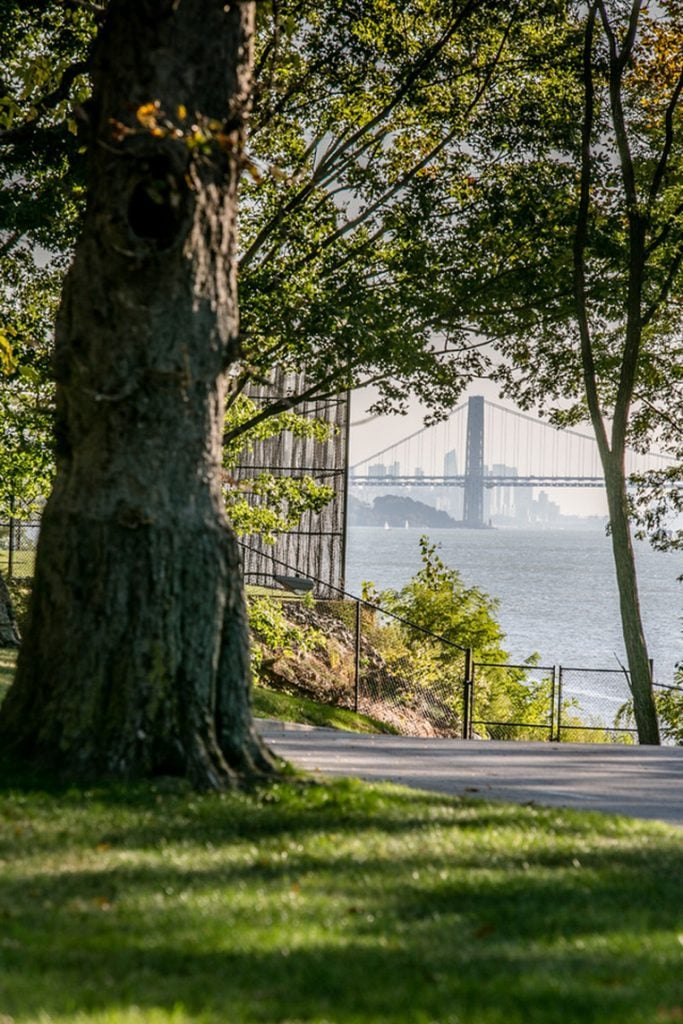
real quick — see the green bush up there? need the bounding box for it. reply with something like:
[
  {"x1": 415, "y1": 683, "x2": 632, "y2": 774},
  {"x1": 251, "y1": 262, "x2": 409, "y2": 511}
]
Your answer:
[{"x1": 364, "y1": 537, "x2": 550, "y2": 738}]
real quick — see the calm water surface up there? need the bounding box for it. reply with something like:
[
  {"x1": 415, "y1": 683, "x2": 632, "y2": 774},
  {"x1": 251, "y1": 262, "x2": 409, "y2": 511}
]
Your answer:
[{"x1": 345, "y1": 526, "x2": 683, "y2": 684}]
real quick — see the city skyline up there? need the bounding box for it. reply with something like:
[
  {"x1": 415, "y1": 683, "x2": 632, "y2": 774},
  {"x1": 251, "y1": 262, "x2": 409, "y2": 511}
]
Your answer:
[{"x1": 349, "y1": 385, "x2": 612, "y2": 518}]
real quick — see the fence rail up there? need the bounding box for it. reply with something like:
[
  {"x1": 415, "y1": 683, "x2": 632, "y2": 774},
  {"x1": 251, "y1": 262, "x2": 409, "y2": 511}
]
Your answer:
[
  {"x1": 254, "y1": 588, "x2": 682, "y2": 745},
  {"x1": 0, "y1": 520, "x2": 40, "y2": 580},
  {"x1": 3, "y1": 528, "x2": 679, "y2": 744},
  {"x1": 242, "y1": 544, "x2": 681, "y2": 745}
]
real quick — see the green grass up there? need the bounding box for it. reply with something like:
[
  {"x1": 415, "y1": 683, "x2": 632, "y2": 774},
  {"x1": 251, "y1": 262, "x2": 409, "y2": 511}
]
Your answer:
[
  {"x1": 252, "y1": 684, "x2": 398, "y2": 734},
  {"x1": 0, "y1": 549, "x2": 36, "y2": 577},
  {"x1": 0, "y1": 647, "x2": 16, "y2": 700},
  {"x1": 1, "y1": 651, "x2": 682, "y2": 1022},
  {"x1": 0, "y1": 771, "x2": 681, "y2": 1024}
]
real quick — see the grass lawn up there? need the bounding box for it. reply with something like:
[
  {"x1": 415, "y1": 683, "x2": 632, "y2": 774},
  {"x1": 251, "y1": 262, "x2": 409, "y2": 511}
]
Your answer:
[
  {"x1": 1, "y1": 650, "x2": 682, "y2": 1023},
  {"x1": 252, "y1": 684, "x2": 398, "y2": 734},
  {"x1": 0, "y1": 773, "x2": 681, "y2": 1024},
  {"x1": 0, "y1": 549, "x2": 35, "y2": 577},
  {"x1": 0, "y1": 647, "x2": 16, "y2": 699}
]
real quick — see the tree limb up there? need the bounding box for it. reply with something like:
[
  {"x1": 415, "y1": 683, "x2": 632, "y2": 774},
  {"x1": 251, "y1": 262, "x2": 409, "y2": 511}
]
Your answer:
[
  {"x1": 574, "y1": 3, "x2": 611, "y2": 463},
  {"x1": 0, "y1": 60, "x2": 90, "y2": 147}
]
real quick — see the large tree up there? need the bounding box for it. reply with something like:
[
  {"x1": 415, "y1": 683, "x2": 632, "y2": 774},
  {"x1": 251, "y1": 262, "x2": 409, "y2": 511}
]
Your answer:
[
  {"x1": 388, "y1": 0, "x2": 683, "y2": 743},
  {"x1": 0, "y1": 0, "x2": 543, "y2": 782},
  {"x1": 0, "y1": 0, "x2": 279, "y2": 785},
  {"x1": 2, "y1": 1, "x2": 539, "y2": 438}
]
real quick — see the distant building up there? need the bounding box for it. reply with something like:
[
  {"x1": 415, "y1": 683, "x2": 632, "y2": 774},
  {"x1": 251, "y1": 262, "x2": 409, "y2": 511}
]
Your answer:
[
  {"x1": 443, "y1": 449, "x2": 458, "y2": 476},
  {"x1": 491, "y1": 464, "x2": 518, "y2": 518},
  {"x1": 442, "y1": 449, "x2": 463, "y2": 519},
  {"x1": 514, "y1": 487, "x2": 534, "y2": 523},
  {"x1": 536, "y1": 490, "x2": 561, "y2": 524}
]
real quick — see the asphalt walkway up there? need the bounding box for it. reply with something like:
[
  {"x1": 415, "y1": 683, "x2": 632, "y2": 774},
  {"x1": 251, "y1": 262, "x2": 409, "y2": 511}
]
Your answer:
[{"x1": 256, "y1": 719, "x2": 683, "y2": 827}]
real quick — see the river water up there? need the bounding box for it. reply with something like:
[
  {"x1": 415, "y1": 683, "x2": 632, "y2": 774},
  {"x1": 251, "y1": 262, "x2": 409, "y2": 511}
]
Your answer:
[{"x1": 345, "y1": 526, "x2": 683, "y2": 684}]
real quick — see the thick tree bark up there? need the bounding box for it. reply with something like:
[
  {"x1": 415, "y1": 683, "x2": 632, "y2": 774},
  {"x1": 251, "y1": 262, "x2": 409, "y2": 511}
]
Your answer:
[
  {"x1": 0, "y1": 0, "x2": 276, "y2": 785},
  {"x1": 0, "y1": 571, "x2": 20, "y2": 648}
]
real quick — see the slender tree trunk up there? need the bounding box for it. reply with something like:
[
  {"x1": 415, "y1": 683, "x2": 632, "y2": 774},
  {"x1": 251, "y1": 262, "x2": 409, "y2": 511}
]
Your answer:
[
  {"x1": 574, "y1": 6, "x2": 660, "y2": 745},
  {"x1": 0, "y1": 0, "x2": 276, "y2": 785},
  {"x1": 0, "y1": 570, "x2": 20, "y2": 648},
  {"x1": 603, "y1": 454, "x2": 660, "y2": 744}
]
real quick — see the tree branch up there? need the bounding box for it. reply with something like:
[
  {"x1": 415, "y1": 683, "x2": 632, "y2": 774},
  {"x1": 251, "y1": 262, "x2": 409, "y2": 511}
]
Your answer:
[
  {"x1": 597, "y1": 0, "x2": 646, "y2": 457},
  {"x1": 574, "y1": 4, "x2": 611, "y2": 463},
  {"x1": 223, "y1": 372, "x2": 344, "y2": 444},
  {"x1": 0, "y1": 61, "x2": 90, "y2": 147},
  {"x1": 649, "y1": 67, "x2": 683, "y2": 204},
  {"x1": 240, "y1": 0, "x2": 490, "y2": 271}
]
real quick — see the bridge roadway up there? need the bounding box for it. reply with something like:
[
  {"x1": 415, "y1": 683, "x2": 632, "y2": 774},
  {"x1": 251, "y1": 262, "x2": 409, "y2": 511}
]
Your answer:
[
  {"x1": 349, "y1": 474, "x2": 606, "y2": 488},
  {"x1": 257, "y1": 720, "x2": 683, "y2": 827}
]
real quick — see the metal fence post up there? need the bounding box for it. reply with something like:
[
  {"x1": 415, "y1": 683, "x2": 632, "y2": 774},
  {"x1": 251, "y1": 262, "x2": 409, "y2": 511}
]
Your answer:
[
  {"x1": 549, "y1": 666, "x2": 557, "y2": 742},
  {"x1": 7, "y1": 516, "x2": 15, "y2": 581},
  {"x1": 463, "y1": 647, "x2": 473, "y2": 739},
  {"x1": 556, "y1": 667, "x2": 563, "y2": 742},
  {"x1": 354, "y1": 599, "x2": 362, "y2": 713}
]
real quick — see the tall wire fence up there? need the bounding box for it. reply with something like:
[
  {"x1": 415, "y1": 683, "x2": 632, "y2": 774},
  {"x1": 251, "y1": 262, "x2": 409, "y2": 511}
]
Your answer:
[
  {"x1": 0, "y1": 519, "x2": 40, "y2": 580},
  {"x1": 243, "y1": 542, "x2": 682, "y2": 745},
  {"x1": 2, "y1": 524, "x2": 679, "y2": 744}
]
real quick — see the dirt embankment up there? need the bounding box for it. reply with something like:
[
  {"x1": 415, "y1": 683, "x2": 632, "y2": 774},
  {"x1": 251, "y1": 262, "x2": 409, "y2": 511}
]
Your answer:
[{"x1": 252, "y1": 599, "x2": 455, "y2": 738}]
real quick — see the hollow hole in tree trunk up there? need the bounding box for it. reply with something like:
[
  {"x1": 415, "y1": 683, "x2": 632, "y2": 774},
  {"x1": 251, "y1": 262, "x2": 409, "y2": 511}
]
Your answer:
[{"x1": 127, "y1": 156, "x2": 187, "y2": 249}]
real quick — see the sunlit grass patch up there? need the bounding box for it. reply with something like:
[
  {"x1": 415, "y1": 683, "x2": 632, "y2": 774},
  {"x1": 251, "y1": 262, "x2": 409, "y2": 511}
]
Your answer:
[
  {"x1": 0, "y1": 549, "x2": 35, "y2": 577},
  {"x1": 0, "y1": 771, "x2": 681, "y2": 1024},
  {"x1": 252, "y1": 684, "x2": 397, "y2": 734},
  {"x1": 0, "y1": 646, "x2": 16, "y2": 701}
]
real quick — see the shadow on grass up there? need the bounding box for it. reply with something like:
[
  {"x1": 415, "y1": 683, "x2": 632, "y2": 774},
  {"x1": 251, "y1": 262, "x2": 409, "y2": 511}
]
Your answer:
[{"x1": 1, "y1": 770, "x2": 682, "y2": 1023}]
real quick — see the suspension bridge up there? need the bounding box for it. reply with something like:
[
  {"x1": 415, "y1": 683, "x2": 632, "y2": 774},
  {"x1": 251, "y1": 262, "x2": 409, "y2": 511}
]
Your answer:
[{"x1": 350, "y1": 396, "x2": 675, "y2": 527}]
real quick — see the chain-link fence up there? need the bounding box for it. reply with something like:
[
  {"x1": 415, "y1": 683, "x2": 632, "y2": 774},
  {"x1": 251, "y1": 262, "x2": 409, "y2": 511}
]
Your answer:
[
  {"x1": 0, "y1": 520, "x2": 40, "y2": 580},
  {"x1": 557, "y1": 666, "x2": 637, "y2": 742},
  {"x1": 259, "y1": 596, "x2": 467, "y2": 737},
  {"x1": 4, "y1": 529, "x2": 678, "y2": 744},
  {"x1": 468, "y1": 662, "x2": 557, "y2": 741},
  {"x1": 250, "y1": 567, "x2": 681, "y2": 744}
]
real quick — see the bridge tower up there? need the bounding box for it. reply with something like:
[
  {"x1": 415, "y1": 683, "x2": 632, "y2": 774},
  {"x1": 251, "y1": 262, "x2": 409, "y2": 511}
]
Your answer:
[{"x1": 463, "y1": 395, "x2": 485, "y2": 527}]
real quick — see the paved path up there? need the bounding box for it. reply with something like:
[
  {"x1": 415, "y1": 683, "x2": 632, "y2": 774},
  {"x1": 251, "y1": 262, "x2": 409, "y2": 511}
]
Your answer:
[{"x1": 257, "y1": 720, "x2": 683, "y2": 827}]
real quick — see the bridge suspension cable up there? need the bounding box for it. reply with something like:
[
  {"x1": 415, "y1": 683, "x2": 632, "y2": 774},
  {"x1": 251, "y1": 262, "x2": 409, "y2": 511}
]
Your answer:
[{"x1": 353, "y1": 397, "x2": 677, "y2": 481}]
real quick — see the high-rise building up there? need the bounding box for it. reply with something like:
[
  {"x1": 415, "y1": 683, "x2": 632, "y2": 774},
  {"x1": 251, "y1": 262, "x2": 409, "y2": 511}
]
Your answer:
[
  {"x1": 442, "y1": 449, "x2": 463, "y2": 518},
  {"x1": 491, "y1": 464, "x2": 518, "y2": 518},
  {"x1": 443, "y1": 449, "x2": 458, "y2": 477}
]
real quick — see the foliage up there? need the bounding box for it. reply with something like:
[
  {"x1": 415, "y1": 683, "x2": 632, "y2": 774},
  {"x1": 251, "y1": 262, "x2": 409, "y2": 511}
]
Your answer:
[
  {"x1": 630, "y1": 466, "x2": 683, "y2": 553},
  {"x1": 0, "y1": 251, "x2": 57, "y2": 517},
  {"x1": 247, "y1": 593, "x2": 325, "y2": 677},
  {"x1": 617, "y1": 675, "x2": 683, "y2": 746},
  {"x1": 364, "y1": 537, "x2": 550, "y2": 739},
  {"x1": 223, "y1": 395, "x2": 336, "y2": 542},
  {"x1": 0, "y1": 2, "x2": 93, "y2": 256},
  {"x1": 383, "y1": 0, "x2": 682, "y2": 741},
  {"x1": 1, "y1": 0, "x2": 560, "y2": 446},
  {"x1": 234, "y1": 0, "x2": 557, "y2": 426},
  {"x1": 654, "y1": 683, "x2": 683, "y2": 746}
]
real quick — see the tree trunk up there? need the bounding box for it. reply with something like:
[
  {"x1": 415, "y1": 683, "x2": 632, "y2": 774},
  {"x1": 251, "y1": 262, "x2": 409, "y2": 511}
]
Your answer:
[
  {"x1": 604, "y1": 454, "x2": 660, "y2": 745},
  {"x1": 0, "y1": 0, "x2": 276, "y2": 786},
  {"x1": 0, "y1": 570, "x2": 20, "y2": 648}
]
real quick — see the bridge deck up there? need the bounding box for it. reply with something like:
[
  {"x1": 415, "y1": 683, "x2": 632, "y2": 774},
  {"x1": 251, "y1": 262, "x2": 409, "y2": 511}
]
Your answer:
[{"x1": 350, "y1": 475, "x2": 606, "y2": 488}]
